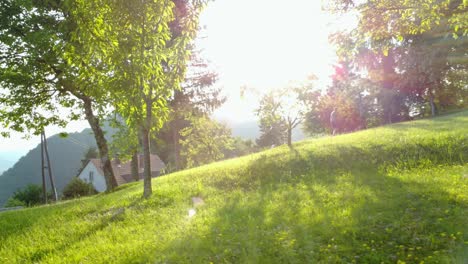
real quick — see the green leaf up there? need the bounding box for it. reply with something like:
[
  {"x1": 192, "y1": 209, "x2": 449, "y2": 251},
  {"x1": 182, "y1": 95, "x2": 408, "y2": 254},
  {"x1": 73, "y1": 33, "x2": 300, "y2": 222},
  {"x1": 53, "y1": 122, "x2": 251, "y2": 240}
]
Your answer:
[{"x1": 382, "y1": 48, "x2": 389, "y2": 56}]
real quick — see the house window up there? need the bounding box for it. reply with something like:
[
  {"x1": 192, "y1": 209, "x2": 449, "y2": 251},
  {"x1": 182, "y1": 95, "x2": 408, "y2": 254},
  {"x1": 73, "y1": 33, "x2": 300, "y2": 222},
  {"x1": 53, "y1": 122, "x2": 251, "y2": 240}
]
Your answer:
[{"x1": 89, "y1": 171, "x2": 94, "y2": 182}]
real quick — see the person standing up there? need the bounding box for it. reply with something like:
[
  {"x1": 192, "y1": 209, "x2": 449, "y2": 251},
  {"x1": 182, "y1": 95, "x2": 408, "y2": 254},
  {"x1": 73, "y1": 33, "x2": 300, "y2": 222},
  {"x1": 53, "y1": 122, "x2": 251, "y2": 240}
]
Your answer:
[{"x1": 330, "y1": 107, "x2": 337, "y2": 135}]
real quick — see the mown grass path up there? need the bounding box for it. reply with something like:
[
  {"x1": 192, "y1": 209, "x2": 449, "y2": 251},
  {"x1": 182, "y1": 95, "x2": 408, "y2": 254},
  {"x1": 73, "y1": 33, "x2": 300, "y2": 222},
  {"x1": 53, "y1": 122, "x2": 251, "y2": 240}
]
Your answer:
[{"x1": 0, "y1": 111, "x2": 467, "y2": 263}]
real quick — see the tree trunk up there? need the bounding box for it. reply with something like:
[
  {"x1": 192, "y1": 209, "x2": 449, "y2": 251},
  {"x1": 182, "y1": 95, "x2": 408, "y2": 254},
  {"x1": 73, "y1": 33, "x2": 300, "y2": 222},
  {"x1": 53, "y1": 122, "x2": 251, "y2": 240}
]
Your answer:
[
  {"x1": 287, "y1": 126, "x2": 292, "y2": 147},
  {"x1": 382, "y1": 51, "x2": 396, "y2": 124},
  {"x1": 82, "y1": 96, "x2": 117, "y2": 191},
  {"x1": 388, "y1": 100, "x2": 393, "y2": 124},
  {"x1": 142, "y1": 100, "x2": 153, "y2": 198},
  {"x1": 131, "y1": 151, "x2": 139, "y2": 181},
  {"x1": 172, "y1": 120, "x2": 180, "y2": 170},
  {"x1": 357, "y1": 93, "x2": 366, "y2": 129},
  {"x1": 429, "y1": 95, "x2": 436, "y2": 117}
]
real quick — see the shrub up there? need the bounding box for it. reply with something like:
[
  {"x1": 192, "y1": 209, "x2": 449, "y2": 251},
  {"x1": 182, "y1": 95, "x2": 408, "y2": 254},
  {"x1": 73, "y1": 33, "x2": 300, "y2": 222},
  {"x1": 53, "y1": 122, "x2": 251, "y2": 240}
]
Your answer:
[
  {"x1": 6, "y1": 184, "x2": 44, "y2": 207},
  {"x1": 4, "y1": 197, "x2": 26, "y2": 208},
  {"x1": 62, "y1": 177, "x2": 97, "y2": 199}
]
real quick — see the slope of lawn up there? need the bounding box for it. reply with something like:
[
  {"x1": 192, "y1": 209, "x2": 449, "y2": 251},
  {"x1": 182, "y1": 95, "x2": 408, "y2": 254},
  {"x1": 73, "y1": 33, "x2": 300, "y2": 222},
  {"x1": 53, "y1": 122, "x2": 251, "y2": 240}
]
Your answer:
[{"x1": 0, "y1": 111, "x2": 467, "y2": 263}]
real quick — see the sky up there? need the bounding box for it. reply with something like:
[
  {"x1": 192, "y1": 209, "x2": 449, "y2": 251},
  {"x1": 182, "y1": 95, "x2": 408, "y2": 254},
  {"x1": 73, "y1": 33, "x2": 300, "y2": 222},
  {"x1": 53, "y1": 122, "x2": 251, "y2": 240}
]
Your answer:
[
  {"x1": 0, "y1": 0, "x2": 356, "y2": 164},
  {"x1": 201, "y1": 0, "x2": 339, "y2": 123}
]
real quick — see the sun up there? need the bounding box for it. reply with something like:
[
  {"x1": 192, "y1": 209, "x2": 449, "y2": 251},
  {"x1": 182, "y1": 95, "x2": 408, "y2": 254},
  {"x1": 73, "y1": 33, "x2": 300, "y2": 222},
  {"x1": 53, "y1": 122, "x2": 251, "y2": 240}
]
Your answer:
[{"x1": 197, "y1": 0, "x2": 341, "y2": 122}]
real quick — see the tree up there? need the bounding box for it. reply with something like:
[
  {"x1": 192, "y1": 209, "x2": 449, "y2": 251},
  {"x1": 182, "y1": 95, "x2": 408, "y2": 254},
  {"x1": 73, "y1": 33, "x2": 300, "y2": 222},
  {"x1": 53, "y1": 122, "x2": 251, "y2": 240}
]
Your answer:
[
  {"x1": 328, "y1": 0, "x2": 467, "y2": 40},
  {"x1": 62, "y1": 178, "x2": 97, "y2": 200},
  {"x1": 256, "y1": 81, "x2": 315, "y2": 147},
  {"x1": 328, "y1": 0, "x2": 468, "y2": 121},
  {"x1": 255, "y1": 92, "x2": 287, "y2": 148},
  {"x1": 305, "y1": 93, "x2": 365, "y2": 135},
  {"x1": 179, "y1": 116, "x2": 233, "y2": 168},
  {"x1": 0, "y1": 1, "x2": 73, "y2": 137},
  {"x1": 313, "y1": 59, "x2": 381, "y2": 132},
  {"x1": 393, "y1": 28, "x2": 468, "y2": 117},
  {"x1": 0, "y1": 0, "x2": 118, "y2": 191},
  {"x1": 224, "y1": 137, "x2": 256, "y2": 159},
  {"x1": 5, "y1": 184, "x2": 45, "y2": 207},
  {"x1": 154, "y1": 48, "x2": 224, "y2": 171},
  {"x1": 103, "y1": 0, "x2": 206, "y2": 197},
  {"x1": 109, "y1": 118, "x2": 141, "y2": 181}
]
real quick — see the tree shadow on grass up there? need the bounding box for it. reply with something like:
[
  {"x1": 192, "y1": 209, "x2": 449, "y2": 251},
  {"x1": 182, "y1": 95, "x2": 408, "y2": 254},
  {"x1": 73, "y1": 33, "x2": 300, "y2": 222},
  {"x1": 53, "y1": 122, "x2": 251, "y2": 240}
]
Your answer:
[
  {"x1": 210, "y1": 140, "x2": 466, "y2": 196},
  {"x1": 157, "y1": 146, "x2": 467, "y2": 263},
  {"x1": 0, "y1": 183, "x2": 138, "y2": 245},
  {"x1": 381, "y1": 111, "x2": 467, "y2": 133},
  {"x1": 26, "y1": 184, "x2": 181, "y2": 262},
  {"x1": 0, "y1": 182, "x2": 179, "y2": 262},
  {"x1": 27, "y1": 216, "x2": 113, "y2": 262},
  {"x1": 0, "y1": 200, "x2": 90, "y2": 246}
]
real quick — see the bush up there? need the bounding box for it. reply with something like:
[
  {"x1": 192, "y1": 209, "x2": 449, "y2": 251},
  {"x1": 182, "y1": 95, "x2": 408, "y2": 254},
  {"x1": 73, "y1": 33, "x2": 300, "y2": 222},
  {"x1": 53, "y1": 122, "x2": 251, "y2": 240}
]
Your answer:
[
  {"x1": 62, "y1": 178, "x2": 97, "y2": 199},
  {"x1": 6, "y1": 184, "x2": 44, "y2": 207},
  {"x1": 4, "y1": 197, "x2": 26, "y2": 208}
]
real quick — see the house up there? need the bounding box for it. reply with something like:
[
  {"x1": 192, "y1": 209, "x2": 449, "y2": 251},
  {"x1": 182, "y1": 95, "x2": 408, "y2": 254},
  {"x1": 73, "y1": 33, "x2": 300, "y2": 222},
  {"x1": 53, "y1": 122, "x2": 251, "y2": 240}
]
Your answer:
[{"x1": 77, "y1": 154, "x2": 165, "y2": 192}]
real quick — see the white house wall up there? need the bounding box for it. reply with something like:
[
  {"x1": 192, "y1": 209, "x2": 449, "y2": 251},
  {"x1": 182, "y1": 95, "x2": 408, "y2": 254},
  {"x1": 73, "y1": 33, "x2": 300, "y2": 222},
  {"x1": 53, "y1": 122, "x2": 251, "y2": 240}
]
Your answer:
[{"x1": 77, "y1": 162, "x2": 107, "y2": 192}]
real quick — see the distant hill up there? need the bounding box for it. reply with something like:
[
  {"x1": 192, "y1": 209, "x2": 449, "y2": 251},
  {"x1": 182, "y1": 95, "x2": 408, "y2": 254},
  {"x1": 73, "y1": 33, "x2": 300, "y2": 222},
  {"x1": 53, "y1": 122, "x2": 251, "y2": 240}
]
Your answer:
[
  {"x1": 0, "y1": 129, "x2": 97, "y2": 206},
  {"x1": 229, "y1": 121, "x2": 260, "y2": 140}
]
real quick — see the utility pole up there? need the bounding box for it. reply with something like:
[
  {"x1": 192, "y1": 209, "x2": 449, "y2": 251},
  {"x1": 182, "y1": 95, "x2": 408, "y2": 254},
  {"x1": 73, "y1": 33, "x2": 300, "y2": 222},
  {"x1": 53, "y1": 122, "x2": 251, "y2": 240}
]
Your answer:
[
  {"x1": 41, "y1": 131, "x2": 58, "y2": 202},
  {"x1": 40, "y1": 133, "x2": 47, "y2": 204}
]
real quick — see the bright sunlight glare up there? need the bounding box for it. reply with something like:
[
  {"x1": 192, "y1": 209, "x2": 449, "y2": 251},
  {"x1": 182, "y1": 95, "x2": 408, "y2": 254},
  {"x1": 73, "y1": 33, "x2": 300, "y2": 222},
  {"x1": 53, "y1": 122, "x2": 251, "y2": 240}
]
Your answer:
[
  {"x1": 2, "y1": 0, "x2": 358, "y2": 156},
  {"x1": 198, "y1": 0, "x2": 355, "y2": 123}
]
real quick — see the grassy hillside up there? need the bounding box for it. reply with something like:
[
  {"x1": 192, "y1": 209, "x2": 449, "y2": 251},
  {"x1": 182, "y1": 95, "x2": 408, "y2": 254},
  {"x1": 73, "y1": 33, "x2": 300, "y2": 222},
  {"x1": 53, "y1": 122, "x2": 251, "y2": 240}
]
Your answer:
[{"x1": 0, "y1": 111, "x2": 467, "y2": 263}]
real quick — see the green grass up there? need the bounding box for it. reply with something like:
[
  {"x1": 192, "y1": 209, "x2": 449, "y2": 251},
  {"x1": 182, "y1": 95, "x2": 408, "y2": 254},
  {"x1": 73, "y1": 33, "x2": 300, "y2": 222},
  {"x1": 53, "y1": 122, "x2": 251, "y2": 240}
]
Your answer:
[{"x1": 1, "y1": 111, "x2": 467, "y2": 263}]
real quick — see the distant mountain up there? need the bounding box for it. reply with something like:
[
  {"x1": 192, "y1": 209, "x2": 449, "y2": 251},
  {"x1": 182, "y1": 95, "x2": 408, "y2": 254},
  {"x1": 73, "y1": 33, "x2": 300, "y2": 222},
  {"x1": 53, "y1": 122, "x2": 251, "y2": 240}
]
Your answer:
[
  {"x1": 229, "y1": 121, "x2": 307, "y2": 142},
  {"x1": 229, "y1": 121, "x2": 260, "y2": 140},
  {"x1": 0, "y1": 129, "x2": 97, "y2": 206}
]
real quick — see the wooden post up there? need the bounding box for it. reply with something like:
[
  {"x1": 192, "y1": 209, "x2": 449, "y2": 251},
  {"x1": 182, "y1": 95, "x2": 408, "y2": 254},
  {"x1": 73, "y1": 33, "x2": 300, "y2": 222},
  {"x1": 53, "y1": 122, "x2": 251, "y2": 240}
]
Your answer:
[
  {"x1": 40, "y1": 133, "x2": 47, "y2": 204},
  {"x1": 42, "y1": 131, "x2": 58, "y2": 201}
]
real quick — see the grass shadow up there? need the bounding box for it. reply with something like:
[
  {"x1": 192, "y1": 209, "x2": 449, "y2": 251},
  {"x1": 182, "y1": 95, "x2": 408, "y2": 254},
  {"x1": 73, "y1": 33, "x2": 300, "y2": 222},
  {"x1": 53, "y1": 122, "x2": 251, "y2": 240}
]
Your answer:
[
  {"x1": 155, "y1": 139, "x2": 467, "y2": 263},
  {"x1": 159, "y1": 164, "x2": 467, "y2": 263}
]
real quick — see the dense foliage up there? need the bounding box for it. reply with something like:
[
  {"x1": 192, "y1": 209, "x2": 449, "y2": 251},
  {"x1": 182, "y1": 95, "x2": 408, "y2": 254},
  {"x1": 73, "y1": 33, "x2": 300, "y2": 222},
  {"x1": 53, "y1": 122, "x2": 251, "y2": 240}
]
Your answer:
[
  {"x1": 5, "y1": 185, "x2": 44, "y2": 207},
  {"x1": 0, "y1": 0, "x2": 122, "y2": 191},
  {"x1": 256, "y1": 83, "x2": 315, "y2": 147},
  {"x1": 94, "y1": 0, "x2": 207, "y2": 197},
  {"x1": 151, "y1": 48, "x2": 225, "y2": 171},
  {"x1": 292, "y1": 0, "x2": 468, "y2": 137},
  {"x1": 0, "y1": 0, "x2": 209, "y2": 196},
  {"x1": 62, "y1": 178, "x2": 97, "y2": 200},
  {"x1": 223, "y1": 137, "x2": 256, "y2": 159},
  {"x1": 180, "y1": 116, "x2": 233, "y2": 168}
]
